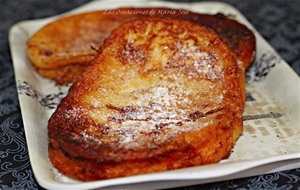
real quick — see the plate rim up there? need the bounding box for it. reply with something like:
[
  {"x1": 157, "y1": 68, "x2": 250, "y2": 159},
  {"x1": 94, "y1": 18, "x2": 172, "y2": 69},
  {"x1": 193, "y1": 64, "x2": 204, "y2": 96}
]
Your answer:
[{"x1": 8, "y1": 0, "x2": 300, "y2": 190}]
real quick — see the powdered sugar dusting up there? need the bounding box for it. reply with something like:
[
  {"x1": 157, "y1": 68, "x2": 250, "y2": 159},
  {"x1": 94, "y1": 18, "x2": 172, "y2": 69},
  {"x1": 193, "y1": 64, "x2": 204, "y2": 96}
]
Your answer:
[
  {"x1": 66, "y1": 20, "x2": 228, "y2": 151},
  {"x1": 122, "y1": 42, "x2": 147, "y2": 64},
  {"x1": 98, "y1": 85, "x2": 216, "y2": 149},
  {"x1": 80, "y1": 129, "x2": 103, "y2": 144},
  {"x1": 64, "y1": 107, "x2": 84, "y2": 119},
  {"x1": 175, "y1": 42, "x2": 222, "y2": 79}
]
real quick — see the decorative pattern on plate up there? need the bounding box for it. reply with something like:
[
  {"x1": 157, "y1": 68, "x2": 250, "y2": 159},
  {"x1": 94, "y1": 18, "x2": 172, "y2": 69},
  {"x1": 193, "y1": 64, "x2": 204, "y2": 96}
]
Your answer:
[
  {"x1": 17, "y1": 80, "x2": 66, "y2": 109},
  {"x1": 242, "y1": 112, "x2": 283, "y2": 121},
  {"x1": 245, "y1": 52, "x2": 281, "y2": 82}
]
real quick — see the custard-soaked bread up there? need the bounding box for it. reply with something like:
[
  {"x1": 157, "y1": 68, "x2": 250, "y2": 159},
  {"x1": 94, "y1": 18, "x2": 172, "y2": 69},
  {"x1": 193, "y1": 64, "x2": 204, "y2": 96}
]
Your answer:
[
  {"x1": 28, "y1": 7, "x2": 255, "y2": 84},
  {"x1": 48, "y1": 18, "x2": 244, "y2": 181}
]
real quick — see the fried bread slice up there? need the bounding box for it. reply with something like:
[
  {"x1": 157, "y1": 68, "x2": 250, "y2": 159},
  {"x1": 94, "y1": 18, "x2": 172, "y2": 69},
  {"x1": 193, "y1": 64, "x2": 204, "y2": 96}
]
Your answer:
[
  {"x1": 48, "y1": 18, "x2": 244, "y2": 181},
  {"x1": 27, "y1": 7, "x2": 255, "y2": 84}
]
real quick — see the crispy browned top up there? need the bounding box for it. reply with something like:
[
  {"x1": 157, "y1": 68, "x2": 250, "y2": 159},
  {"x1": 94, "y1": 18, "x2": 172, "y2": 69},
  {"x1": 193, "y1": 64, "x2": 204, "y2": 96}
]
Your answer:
[
  {"x1": 48, "y1": 18, "x2": 244, "y2": 162},
  {"x1": 27, "y1": 7, "x2": 255, "y2": 72}
]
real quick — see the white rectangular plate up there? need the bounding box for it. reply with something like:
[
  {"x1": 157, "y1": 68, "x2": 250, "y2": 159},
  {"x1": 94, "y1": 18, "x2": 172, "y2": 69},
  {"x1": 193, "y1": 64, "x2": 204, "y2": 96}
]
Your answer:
[{"x1": 9, "y1": 0, "x2": 300, "y2": 190}]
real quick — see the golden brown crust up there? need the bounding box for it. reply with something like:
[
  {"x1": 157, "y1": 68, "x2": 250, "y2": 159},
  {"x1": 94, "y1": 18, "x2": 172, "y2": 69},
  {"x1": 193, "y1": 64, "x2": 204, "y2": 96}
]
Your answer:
[
  {"x1": 27, "y1": 7, "x2": 255, "y2": 84},
  {"x1": 36, "y1": 65, "x2": 88, "y2": 85},
  {"x1": 48, "y1": 18, "x2": 244, "y2": 181},
  {"x1": 185, "y1": 13, "x2": 256, "y2": 68},
  {"x1": 49, "y1": 121, "x2": 241, "y2": 181}
]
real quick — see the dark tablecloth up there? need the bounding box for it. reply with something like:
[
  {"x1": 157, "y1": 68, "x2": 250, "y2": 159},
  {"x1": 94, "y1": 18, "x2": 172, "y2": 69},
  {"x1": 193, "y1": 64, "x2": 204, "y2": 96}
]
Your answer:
[{"x1": 0, "y1": 0, "x2": 299, "y2": 189}]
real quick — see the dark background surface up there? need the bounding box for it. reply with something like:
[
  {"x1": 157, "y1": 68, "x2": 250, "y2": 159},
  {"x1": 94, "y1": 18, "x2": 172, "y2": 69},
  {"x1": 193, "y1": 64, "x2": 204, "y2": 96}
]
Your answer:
[{"x1": 0, "y1": 0, "x2": 299, "y2": 189}]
